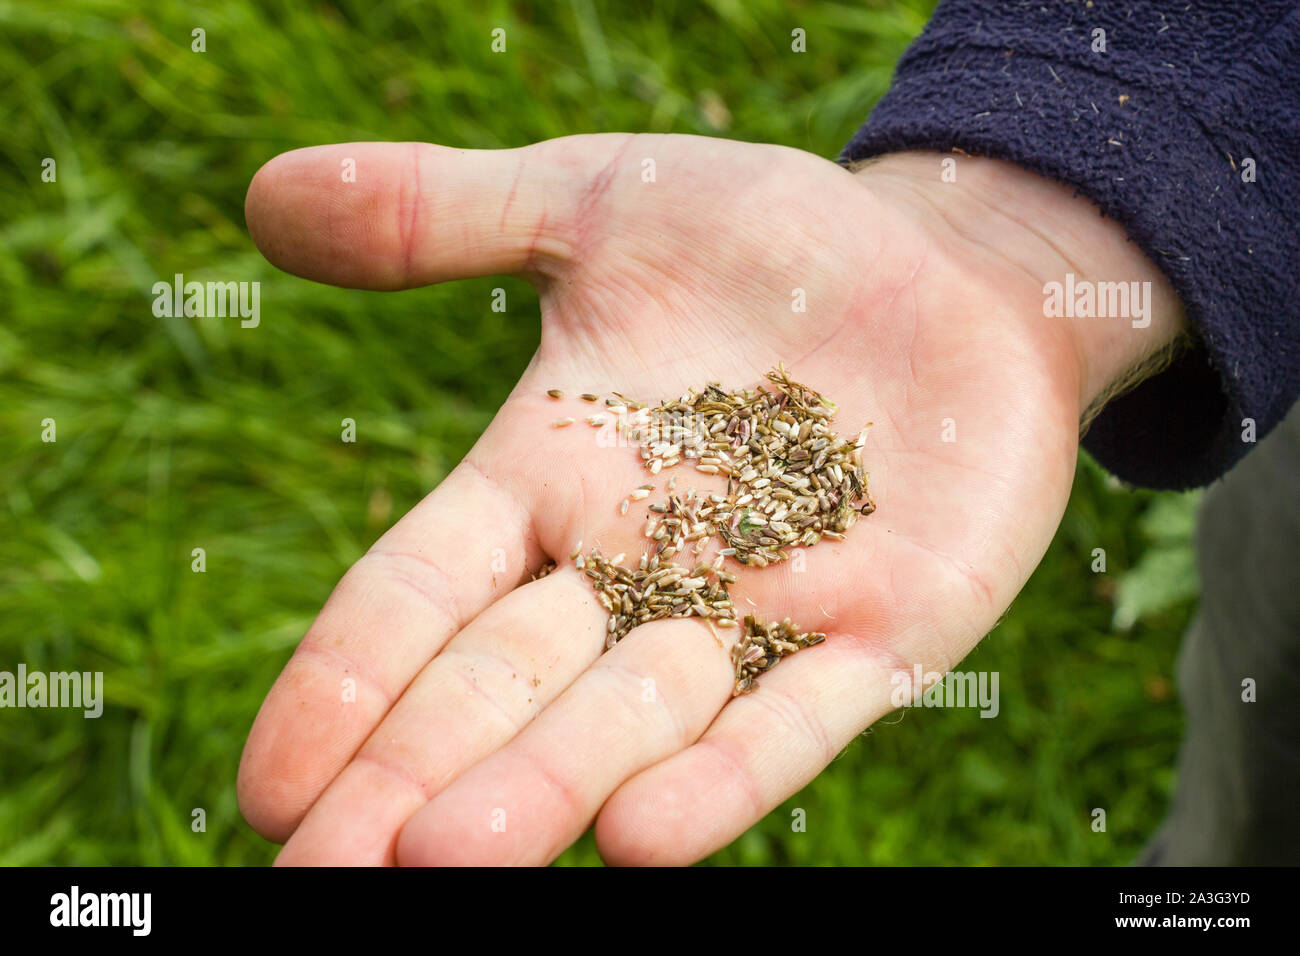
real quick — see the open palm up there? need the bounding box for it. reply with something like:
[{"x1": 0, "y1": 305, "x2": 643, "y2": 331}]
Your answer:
[{"x1": 236, "y1": 133, "x2": 1100, "y2": 865}]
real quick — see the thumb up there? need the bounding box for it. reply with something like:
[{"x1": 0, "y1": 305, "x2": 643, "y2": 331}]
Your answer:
[{"x1": 243, "y1": 135, "x2": 635, "y2": 290}]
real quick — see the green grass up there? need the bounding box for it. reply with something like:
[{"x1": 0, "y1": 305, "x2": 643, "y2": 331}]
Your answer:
[{"x1": 0, "y1": 0, "x2": 1197, "y2": 865}]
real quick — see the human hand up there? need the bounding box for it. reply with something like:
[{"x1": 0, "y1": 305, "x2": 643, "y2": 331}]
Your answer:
[{"x1": 236, "y1": 134, "x2": 1183, "y2": 864}]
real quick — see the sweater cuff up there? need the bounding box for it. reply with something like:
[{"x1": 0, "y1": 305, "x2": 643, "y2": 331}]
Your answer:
[{"x1": 843, "y1": 27, "x2": 1299, "y2": 489}]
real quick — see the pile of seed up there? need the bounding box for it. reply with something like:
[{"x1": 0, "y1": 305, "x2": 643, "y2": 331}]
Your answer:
[
  {"x1": 611, "y1": 365, "x2": 873, "y2": 566},
  {"x1": 546, "y1": 365, "x2": 871, "y2": 695},
  {"x1": 732, "y1": 616, "x2": 826, "y2": 695},
  {"x1": 573, "y1": 544, "x2": 737, "y2": 648}
]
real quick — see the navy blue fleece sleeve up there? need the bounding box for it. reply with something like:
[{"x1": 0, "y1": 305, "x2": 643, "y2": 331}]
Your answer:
[{"x1": 842, "y1": 0, "x2": 1300, "y2": 490}]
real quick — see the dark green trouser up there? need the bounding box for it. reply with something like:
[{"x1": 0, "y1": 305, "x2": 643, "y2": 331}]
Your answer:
[{"x1": 1139, "y1": 402, "x2": 1300, "y2": 865}]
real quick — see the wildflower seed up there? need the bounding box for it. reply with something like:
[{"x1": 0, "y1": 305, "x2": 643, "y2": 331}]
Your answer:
[
  {"x1": 547, "y1": 388, "x2": 564, "y2": 399},
  {"x1": 552, "y1": 418, "x2": 574, "y2": 427},
  {"x1": 564, "y1": 364, "x2": 873, "y2": 692}
]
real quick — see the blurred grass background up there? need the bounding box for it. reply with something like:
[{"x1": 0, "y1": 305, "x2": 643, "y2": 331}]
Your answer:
[{"x1": 0, "y1": 0, "x2": 1200, "y2": 865}]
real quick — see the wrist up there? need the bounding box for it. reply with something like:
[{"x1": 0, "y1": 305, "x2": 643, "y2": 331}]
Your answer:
[{"x1": 851, "y1": 151, "x2": 1187, "y2": 414}]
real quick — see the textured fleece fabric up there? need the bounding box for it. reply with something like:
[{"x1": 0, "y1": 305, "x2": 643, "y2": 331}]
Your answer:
[{"x1": 843, "y1": 0, "x2": 1299, "y2": 489}]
